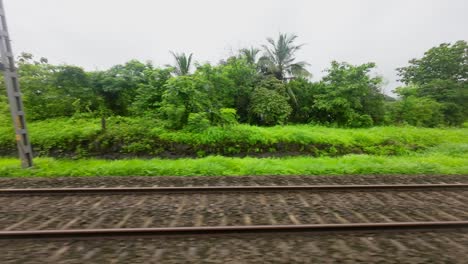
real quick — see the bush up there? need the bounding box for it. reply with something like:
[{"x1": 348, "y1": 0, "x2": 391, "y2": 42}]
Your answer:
[
  {"x1": 346, "y1": 113, "x2": 374, "y2": 128},
  {"x1": 214, "y1": 108, "x2": 238, "y2": 126},
  {"x1": 386, "y1": 96, "x2": 444, "y2": 127},
  {"x1": 313, "y1": 61, "x2": 385, "y2": 127},
  {"x1": 249, "y1": 88, "x2": 292, "y2": 125},
  {"x1": 186, "y1": 112, "x2": 211, "y2": 132},
  {"x1": 159, "y1": 104, "x2": 186, "y2": 129},
  {"x1": 1, "y1": 117, "x2": 467, "y2": 159}
]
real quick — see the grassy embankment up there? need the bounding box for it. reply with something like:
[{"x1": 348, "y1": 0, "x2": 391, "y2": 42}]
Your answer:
[{"x1": 0, "y1": 117, "x2": 467, "y2": 177}]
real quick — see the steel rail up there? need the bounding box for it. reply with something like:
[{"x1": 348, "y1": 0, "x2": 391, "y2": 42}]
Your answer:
[
  {"x1": 1, "y1": 184, "x2": 467, "y2": 195},
  {"x1": 2, "y1": 221, "x2": 468, "y2": 240}
]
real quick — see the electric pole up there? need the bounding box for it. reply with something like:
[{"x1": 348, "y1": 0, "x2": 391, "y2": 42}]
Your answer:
[{"x1": 0, "y1": 0, "x2": 33, "y2": 168}]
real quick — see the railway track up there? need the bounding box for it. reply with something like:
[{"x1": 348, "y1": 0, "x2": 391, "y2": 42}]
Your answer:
[
  {"x1": 1, "y1": 183, "x2": 468, "y2": 195},
  {"x1": 1, "y1": 181, "x2": 467, "y2": 263},
  {"x1": 2, "y1": 221, "x2": 468, "y2": 240},
  {"x1": 1, "y1": 183, "x2": 467, "y2": 238}
]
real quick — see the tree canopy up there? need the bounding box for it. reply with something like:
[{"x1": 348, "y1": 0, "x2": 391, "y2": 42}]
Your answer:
[
  {"x1": 2, "y1": 36, "x2": 466, "y2": 129},
  {"x1": 396, "y1": 40, "x2": 468, "y2": 125},
  {"x1": 259, "y1": 33, "x2": 311, "y2": 81}
]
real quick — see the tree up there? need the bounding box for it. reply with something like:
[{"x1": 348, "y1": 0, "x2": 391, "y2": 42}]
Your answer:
[
  {"x1": 239, "y1": 47, "x2": 261, "y2": 65},
  {"x1": 419, "y1": 79, "x2": 467, "y2": 125},
  {"x1": 286, "y1": 78, "x2": 321, "y2": 123},
  {"x1": 194, "y1": 58, "x2": 259, "y2": 123},
  {"x1": 54, "y1": 65, "x2": 95, "y2": 114},
  {"x1": 313, "y1": 61, "x2": 385, "y2": 127},
  {"x1": 158, "y1": 58, "x2": 259, "y2": 129},
  {"x1": 192, "y1": 63, "x2": 236, "y2": 109},
  {"x1": 259, "y1": 33, "x2": 311, "y2": 81},
  {"x1": 54, "y1": 66, "x2": 89, "y2": 92},
  {"x1": 159, "y1": 75, "x2": 212, "y2": 129},
  {"x1": 249, "y1": 87, "x2": 292, "y2": 126},
  {"x1": 131, "y1": 67, "x2": 173, "y2": 115},
  {"x1": 16, "y1": 55, "x2": 78, "y2": 120},
  {"x1": 169, "y1": 52, "x2": 193, "y2": 76},
  {"x1": 397, "y1": 40, "x2": 468, "y2": 125},
  {"x1": 397, "y1": 41, "x2": 467, "y2": 85},
  {"x1": 386, "y1": 96, "x2": 444, "y2": 127},
  {"x1": 259, "y1": 33, "x2": 311, "y2": 107},
  {"x1": 90, "y1": 60, "x2": 150, "y2": 116}
]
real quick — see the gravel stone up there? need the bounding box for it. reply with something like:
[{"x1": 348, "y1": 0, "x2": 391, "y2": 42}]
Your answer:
[{"x1": 1, "y1": 231, "x2": 467, "y2": 263}]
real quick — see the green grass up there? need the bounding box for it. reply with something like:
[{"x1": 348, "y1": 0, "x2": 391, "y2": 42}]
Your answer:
[{"x1": 1, "y1": 149, "x2": 467, "y2": 177}]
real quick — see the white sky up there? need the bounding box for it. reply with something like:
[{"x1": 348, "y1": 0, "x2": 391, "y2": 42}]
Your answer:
[{"x1": 4, "y1": 0, "x2": 468, "y2": 94}]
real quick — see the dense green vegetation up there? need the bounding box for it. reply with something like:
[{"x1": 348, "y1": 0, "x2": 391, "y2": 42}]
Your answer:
[
  {"x1": 0, "y1": 34, "x2": 466, "y2": 176},
  {"x1": 396, "y1": 41, "x2": 468, "y2": 126},
  {"x1": 0, "y1": 117, "x2": 467, "y2": 158},
  {"x1": 1, "y1": 35, "x2": 466, "y2": 129},
  {"x1": 1, "y1": 145, "x2": 467, "y2": 176}
]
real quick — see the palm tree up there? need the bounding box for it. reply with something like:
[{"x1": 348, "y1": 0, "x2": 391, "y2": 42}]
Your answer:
[
  {"x1": 239, "y1": 47, "x2": 261, "y2": 65},
  {"x1": 260, "y1": 33, "x2": 310, "y2": 81},
  {"x1": 169, "y1": 51, "x2": 193, "y2": 76}
]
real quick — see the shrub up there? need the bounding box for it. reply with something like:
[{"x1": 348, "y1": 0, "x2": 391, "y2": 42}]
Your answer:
[
  {"x1": 249, "y1": 88, "x2": 292, "y2": 125},
  {"x1": 386, "y1": 96, "x2": 444, "y2": 127},
  {"x1": 214, "y1": 108, "x2": 238, "y2": 126},
  {"x1": 1, "y1": 117, "x2": 467, "y2": 158},
  {"x1": 186, "y1": 112, "x2": 211, "y2": 132},
  {"x1": 159, "y1": 104, "x2": 186, "y2": 129},
  {"x1": 346, "y1": 114, "x2": 374, "y2": 128}
]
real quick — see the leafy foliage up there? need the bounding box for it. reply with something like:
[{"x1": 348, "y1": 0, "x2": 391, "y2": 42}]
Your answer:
[
  {"x1": 397, "y1": 41, "x2": 467, "y2": 85},
  {"x1": 2, "y1": 37, "x2": 467, "y2": 176},
  {"x1": 4, "y1": 37, "x2": 466, "y2": 129},
  {"x1": 186, "y1": 112, "x2": 211, "y2": 132},
  {"x1": 131, "y1": 67, "x2": 173, "y2": 115},
  {"x1": 89, "y1": 60, "x2": 151, "y2": 116},
  {"x1": 159, "y1": 76, "x2": 212, "y2": 129},
  {"x1": 386, "y1": 96, "x2": 444, "y2": 127},
  {"x1": 239, "y1": 47, "x2": 261, "y2": 65},
  {"x1": 259, "y1": 33, "x2": 311, "y2": 80},
  {"x1": 1, "y1": 117, "x2": 467, "y2": 159},
  {"x1": 214, "y1": 108, "x2": 238, "y2": 126},
  {"x1": 17, "y1": 55, "x2": 78, "y2": 120},
  {"x1": 313, "y1": 61, "x2": 384, "y2": 127},
  {"x1": 249, "y1": 87, "x2": 292, "y2": 125},
  {"x1": 397, "y1": 40, "x2": 468, "y2": 125}
]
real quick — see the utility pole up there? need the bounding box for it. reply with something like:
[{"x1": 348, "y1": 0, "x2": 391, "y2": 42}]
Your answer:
[{"x1": 0, "y1": 0, "x2": 33, "y2": 168}]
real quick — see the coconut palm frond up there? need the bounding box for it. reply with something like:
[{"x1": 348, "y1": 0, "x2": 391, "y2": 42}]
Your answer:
[
  {"x1": 170, "y1": 51, "x2": 193, "y2": 76},
  {"x1": 261, "y1": 33, "x2": 310, "y2": 81},
  {"x1": 239, "y1": 47, "x2": 261, "y2": 65},
  {"x1": 289, "y1": 62, "x2": 312, "y2": 78}
]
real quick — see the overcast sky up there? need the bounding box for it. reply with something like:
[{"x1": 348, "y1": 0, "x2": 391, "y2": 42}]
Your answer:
[{"x1": 4, "y1": 0, "x2": 468, "y2": 94}]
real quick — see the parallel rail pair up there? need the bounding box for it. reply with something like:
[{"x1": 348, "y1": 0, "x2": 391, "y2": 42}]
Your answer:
[{"x1": 1, "y1": 183, "x2": 467, "y2": 240}]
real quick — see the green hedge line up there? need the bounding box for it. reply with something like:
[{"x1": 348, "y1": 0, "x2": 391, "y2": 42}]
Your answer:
[
  {"x1": 1, "y1": 117, "x2": 467, "y2": 158},
  {"x1": 1, "y1": 152, "x2": 467, "y2": 177}
]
